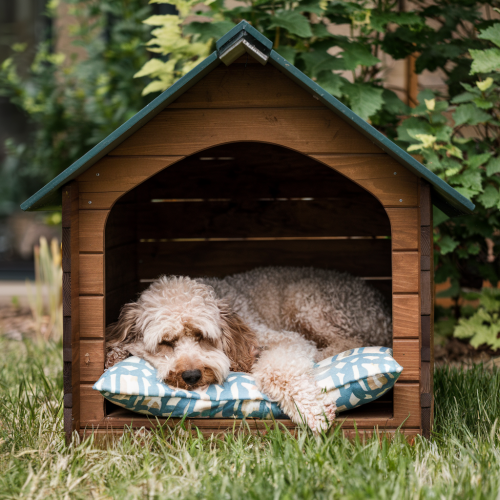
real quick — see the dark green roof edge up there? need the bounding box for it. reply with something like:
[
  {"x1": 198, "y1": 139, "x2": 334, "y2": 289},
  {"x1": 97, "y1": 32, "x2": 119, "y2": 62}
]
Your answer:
[
  {"x1": 22, "y1": 21, "x2": 474, "y2": 216},
  {"x1": 21, "y1": 51, "x2": 221, "y2": 211},
  {"x1": 268, "y1": 50, "x2": 474, "y2": 216}
]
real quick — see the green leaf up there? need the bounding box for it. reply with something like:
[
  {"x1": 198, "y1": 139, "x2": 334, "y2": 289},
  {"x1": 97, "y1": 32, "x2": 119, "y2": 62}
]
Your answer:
[
  {"x1": 478, "y1": 23, "x2": 500, "y2": 49},
  {"x1": 183, "y1": 21, "x2": 236, "y2": 43},
  {"x1": 311, "y1": 22, "x2": 332, "y2": 38},
  {"x1": 300, "y1": 51, "x2": 344, "y2": 77},
  {"x1": 461, "y1": 169, "x2": 483, "y2": 191},
  {"x1": 269, "y1": 11, "x2": 313, "y2": 38},
  {"x1": 478, "y1": 185, "x2": 500, "y2": 209},
  {"x1": 470, "y1": 48, "x2": 500, "y2": 74},
  {"x1": 297, "y1": 0, "x2": 325, "y2": 15},
  {"x1": 479, "y1": 288, "x2": 500, "y2": 312},
  {"x1": 340, "y1": 43, "x2": 380, "y2": 70},
  {"x1": 451, "y1": 92, "x2": 476, "y2": 104},
  {"x1": 381, "y1": 89, "x2": 410, "y2": 115},
  {"x1": 467, "y1": 153, "x2": 493, "y2": 169},
  {"x1": 453, "y1": 103, "x2": 491, "y2": 126},
  {"x1": 455, "y1": 309, "x2": 500, "y2": 350},
  {"x1": 316, "y1": 71, "x2": 346, "y2": 97},
  {"x1": 473, "y1": 98, "x2": 494, "y2": 110},
  {"x1": 342, "y1": 82, "x2": 384, "y2": 120},
  {"x1": 396, "y1": 117, "x2": 433, "y2": 143},
  {"x1": 275, "y1": 46, "x2": 296, "y2": 65},
  {"x1": 487, "y1": 157, "x2": 500, "y2": 176},
  {"x1": 438, "y1": 234, "x2": 459, "y2": 255}
]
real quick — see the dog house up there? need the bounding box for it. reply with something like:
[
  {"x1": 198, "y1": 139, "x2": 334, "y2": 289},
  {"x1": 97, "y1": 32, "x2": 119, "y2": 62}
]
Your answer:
[{"x1": 22, "y1": 21, "x2": 473, "y2": 442}]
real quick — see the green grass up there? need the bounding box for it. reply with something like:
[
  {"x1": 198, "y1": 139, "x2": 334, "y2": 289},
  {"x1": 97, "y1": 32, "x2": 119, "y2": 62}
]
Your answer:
[{"x1": 1, "y1": 338, "x2": 500, "y2": 499}]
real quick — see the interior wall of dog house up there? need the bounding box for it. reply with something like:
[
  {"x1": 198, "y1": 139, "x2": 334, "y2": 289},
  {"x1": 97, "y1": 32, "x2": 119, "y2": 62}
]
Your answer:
[{"x1": 60, "y1": 56, "x2": 434, "y2": 440}]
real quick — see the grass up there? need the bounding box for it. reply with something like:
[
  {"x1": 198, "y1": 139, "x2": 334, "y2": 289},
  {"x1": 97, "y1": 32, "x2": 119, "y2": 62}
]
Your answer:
[{"x1": 1, "y1": 338, "x2": 500, "y2": 499}]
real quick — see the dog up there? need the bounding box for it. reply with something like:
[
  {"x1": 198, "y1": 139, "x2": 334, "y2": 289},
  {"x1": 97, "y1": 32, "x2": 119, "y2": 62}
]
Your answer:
[{"x1": 106, "y1": 267, "x2": 392, "y2": 432}]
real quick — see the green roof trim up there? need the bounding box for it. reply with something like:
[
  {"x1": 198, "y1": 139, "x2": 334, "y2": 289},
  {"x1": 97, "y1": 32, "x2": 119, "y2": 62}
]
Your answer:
[
  {"x1": 21, "y1": 52, "x2": 221, "y2": 211},
  {"x1": 22, "y1": 21, "x2": 474, "y2": 216},
  {"x1": 267, "y1": 50, "x2": 474, "y2": 216}
]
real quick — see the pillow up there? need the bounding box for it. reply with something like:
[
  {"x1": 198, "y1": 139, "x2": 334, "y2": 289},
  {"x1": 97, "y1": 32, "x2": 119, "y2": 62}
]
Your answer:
[
  {"x1": 94, "y1": 346, "x2": 402, "y2": 419},
  {"x1": 312, "y1": 346, "x2": 403, "y2": 412}
]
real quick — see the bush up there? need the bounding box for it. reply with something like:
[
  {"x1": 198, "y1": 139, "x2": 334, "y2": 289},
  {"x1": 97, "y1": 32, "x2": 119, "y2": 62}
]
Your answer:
[
  {"x1": 397, "y1": 18, "x2": 500, "y2": 320},
  {"x1": 0, "y1": 0, "x2": 153, "y2": 214}
]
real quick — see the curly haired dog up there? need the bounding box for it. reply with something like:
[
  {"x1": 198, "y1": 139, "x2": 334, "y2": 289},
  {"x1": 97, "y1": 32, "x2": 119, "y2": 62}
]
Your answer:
[{"x1": 106, "y1": 267, "x2": 392, "y2": 432}]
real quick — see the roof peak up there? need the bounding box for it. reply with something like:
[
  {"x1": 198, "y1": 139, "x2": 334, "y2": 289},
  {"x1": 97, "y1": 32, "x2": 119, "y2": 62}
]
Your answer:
[
  {"x1": 216, "y1": 20, "x2": 273, "y2": 66},
  {"x1": 20, "y1": 21, "x2": 474, "y2": 216}
]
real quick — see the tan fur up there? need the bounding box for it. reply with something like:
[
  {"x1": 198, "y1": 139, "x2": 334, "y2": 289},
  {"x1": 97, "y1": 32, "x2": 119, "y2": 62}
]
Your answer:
[{"x1": 105, "y1": 267, "x2": 392, "y2": 433}]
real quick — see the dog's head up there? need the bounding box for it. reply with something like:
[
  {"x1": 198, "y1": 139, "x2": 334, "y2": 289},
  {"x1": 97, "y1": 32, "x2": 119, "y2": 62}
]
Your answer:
[{"x1": 106, "y1": 276, "x2": 259, "y2": 390}]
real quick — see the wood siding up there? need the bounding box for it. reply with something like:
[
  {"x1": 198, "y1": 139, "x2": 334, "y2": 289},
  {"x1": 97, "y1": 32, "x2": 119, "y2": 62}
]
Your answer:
[{"x1": 62, "y1": 182, "x2": 80, "y2": 442}]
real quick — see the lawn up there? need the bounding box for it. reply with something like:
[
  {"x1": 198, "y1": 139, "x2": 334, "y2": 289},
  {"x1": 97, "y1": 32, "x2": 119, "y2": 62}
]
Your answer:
[{"x1": 1, "y1": 337, "x2": 500, "y2": 499}]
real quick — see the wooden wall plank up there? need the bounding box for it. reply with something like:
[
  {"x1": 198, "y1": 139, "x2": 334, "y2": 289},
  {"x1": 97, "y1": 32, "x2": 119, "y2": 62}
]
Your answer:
[
  {"x1": 385, "y1": 208, "x2": 419, "y2": 250},
  {"x1": 392, "y1": 252, "x2": 419, "y2": 293},
  {"x1": 420, "y1": 226, "x2": 431, "y2": 271},
  {"x1": 62, "y1": 182, "x2": 80, "y2": 442},
  {"x1": 78, "y1": 156, "x2": 184, "y2": 193},
  {"x1": 80, "y1": 192, "x2": 125, "y2": 210},
  {"x1": 136, "y1": 199, "x2": 391, "y2": 240},
  {"x1": 80, "y1": 384, "x2": 105, "y2": 424},
  {"x1": 80, "y1": 340, "x2": 105, "y2": 383},
  {"x1": 394, "y1": 384, "x2": 421, "y2": 428},
  {"x1": 80, "y1": 210, "x2": 109, "y2": 253},
  {"x1": 111, "y1": 108, "x2": 383, "y2": 156},
  {"x1": 310, "y1": 155, "x2": 418, "y2": 207},
  {"x1": 420, "y1": 179, "x2": 434, "y2": 438},
  {"x1": 137, "y1": 239, "x2": 392, "y2": 280},
  {"x1": 393, "y1": 294, "x2": 420, "y2": 338},
  {"x1": 393, "y1": 339, "x2": 420, "y2": 381},
  {"x1": 80, "y1": 254, "x2": 104, "y2": 295},
  {"x1": 421, "y1": 271, "x2": 432, "y2": 315},
  {"x1": 169, "y1": 64, "x2": 324, "y2": 109},
  {"x1": 80, "y1": 296, "x2": 104, "y2": 338}
]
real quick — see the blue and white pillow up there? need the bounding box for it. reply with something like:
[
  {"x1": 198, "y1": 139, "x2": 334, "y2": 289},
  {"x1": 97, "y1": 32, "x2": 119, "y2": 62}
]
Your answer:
[{"x1": 94, "y1": 346, "x2": 402, "y2": 419}]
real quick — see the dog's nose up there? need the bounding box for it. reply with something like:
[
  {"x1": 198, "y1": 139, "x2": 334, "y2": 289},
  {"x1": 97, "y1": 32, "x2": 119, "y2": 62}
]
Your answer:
[{"x1": 181, "y1": 369, "x2": 202, "y2": 386}]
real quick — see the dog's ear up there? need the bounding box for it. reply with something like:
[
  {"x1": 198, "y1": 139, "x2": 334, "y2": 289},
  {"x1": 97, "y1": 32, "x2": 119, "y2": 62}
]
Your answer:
[
  {"x1": 219, "y1": 301, "x2": 259, "y2": 373},
  {"x1": 105, "y1": 302, "x2": 142, "y2": 367}
]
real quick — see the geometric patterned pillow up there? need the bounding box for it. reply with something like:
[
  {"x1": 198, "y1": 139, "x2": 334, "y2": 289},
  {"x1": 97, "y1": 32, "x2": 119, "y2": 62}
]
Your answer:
[
  {"x1": 313, "y1": 346, "x2": 403, "y2": 412},
  {"x1": 93, "y1": 346, "x2": 402, "y2": 419}
]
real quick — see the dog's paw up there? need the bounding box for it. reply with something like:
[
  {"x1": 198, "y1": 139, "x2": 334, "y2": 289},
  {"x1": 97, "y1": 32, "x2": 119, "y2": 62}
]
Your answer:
[{"x1": 293, "y1": 392, "x2": 336, "y2": 434}]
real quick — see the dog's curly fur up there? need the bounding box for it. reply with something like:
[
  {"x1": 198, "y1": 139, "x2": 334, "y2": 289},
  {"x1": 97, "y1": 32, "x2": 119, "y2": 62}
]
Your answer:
[{"x1": 106, "y1": 266, "x2": 392, "y2": 432}]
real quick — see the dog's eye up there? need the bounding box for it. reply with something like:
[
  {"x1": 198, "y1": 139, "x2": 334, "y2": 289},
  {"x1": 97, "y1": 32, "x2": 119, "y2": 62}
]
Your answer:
[{"x1": 160, "y1": 340, "x2": 174, "y2": 348}]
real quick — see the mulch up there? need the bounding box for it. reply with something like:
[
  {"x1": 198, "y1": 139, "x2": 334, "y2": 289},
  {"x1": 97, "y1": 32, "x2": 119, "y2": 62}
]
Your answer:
[
  {"x1": 435, "y1": 337, "x2": 500, "y2": 368},
  {"x1": 0, "y1": 304, "x2": 36, "y2": 340}
]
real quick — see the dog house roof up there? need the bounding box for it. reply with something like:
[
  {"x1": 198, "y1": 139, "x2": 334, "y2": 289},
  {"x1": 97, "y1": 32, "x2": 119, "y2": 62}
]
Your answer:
[{"x1": 21, "y1": 21, "x2": 474, "y2": 216}]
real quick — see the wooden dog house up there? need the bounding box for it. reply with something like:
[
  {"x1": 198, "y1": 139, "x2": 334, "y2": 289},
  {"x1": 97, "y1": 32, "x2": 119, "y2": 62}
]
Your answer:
[{"x1": 22, "y1": 21, "x2": 473, "y2": 441}]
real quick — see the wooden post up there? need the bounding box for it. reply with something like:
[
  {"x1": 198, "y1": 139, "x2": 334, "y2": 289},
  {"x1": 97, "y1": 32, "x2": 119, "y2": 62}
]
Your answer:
[
  {"x1": 62, "y1": 182, "x2": 80, "y2": 443},
  {"x1": 420, "y1": 179, "x2": 434, "y2": 437}
]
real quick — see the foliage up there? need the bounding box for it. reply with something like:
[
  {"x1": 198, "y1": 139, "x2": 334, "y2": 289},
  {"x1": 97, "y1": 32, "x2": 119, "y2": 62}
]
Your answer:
[
  {"x1": 139, "y1": 0, "x2": 499, "y2": 135},
  {"x1": 0, "y1": 0, "x2": 153, "y2": 214},
  {"x1": 397, "y1": 18, "x2": 500, "y2": 307},
  {"x1": 26, "y1": 237, "x2": 63, "y2": 343},
  {"x1": 453, "y1": 288, "x2": 500, "y2": 350},
  {"x1": 1, "y1": 336, "x2": 500, "y2": 498},
  {"x1": 138, "y1": 0, "x2": 424, "y2": 127}
]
